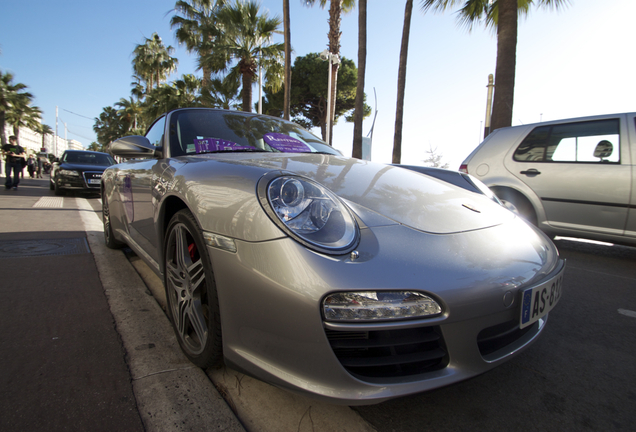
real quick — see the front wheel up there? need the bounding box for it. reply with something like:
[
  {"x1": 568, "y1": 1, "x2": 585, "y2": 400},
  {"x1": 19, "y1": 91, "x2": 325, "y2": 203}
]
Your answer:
[
  {"x1": 102, "y1": 193, "x2": 124, "y2": 249},
  {"x1": 164, "y1": 209, "x2": 222, "y2": 368}
]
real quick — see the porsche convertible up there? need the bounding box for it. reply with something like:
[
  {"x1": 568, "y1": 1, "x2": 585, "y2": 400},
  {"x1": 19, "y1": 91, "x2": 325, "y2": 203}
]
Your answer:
[{"x1": 102, "y1": 108, "x2": 565, "y2": 405}]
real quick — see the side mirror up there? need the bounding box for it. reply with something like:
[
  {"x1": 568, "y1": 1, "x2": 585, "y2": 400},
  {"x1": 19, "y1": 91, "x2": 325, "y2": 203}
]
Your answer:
[{"x1": 110, "y1": 135, "x2": 160, "y2": 158}]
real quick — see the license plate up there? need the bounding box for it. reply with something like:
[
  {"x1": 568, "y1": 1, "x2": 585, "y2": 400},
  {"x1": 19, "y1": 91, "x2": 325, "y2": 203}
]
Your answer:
[
  {"x1": 87, "y1": 179, "x2": 101, "y2": 184},
  {"x1": 520, "y1": 265, "x2": 565, "y2": 328}
]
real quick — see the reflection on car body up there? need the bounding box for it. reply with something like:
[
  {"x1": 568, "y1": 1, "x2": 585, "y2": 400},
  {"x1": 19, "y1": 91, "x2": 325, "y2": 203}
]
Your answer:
[
  {"x1": 460, "y1": 112, "x2": 636, "y2": 247},
  {"x1": 101, "y1": 108, "x2": 564, "y2": 405}
]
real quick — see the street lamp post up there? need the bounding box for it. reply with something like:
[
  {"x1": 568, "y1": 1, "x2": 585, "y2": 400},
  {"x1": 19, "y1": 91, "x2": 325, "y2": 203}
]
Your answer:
[{"x1": 320, "y1": 49, "x2": 340, "y2": 145}]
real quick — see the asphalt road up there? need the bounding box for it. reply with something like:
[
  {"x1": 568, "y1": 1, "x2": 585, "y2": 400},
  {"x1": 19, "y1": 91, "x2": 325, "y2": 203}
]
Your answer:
[{"x1": 353, "y1": 238, "x2": 636, "y2": 432}]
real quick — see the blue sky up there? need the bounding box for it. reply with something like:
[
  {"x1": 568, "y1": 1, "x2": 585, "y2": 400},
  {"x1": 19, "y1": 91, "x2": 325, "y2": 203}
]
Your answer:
[{"x1": 1, "y1": 0, "x2": 634, "y2": 169}]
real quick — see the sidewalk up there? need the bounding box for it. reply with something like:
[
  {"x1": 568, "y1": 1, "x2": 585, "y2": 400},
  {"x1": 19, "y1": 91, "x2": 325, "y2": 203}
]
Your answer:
[{"x1": 0, "y1": 177, "x2": 245, "y2": 432}]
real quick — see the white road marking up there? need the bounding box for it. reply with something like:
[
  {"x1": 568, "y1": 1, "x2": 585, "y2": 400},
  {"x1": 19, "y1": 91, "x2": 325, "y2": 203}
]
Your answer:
[
  {"x1": 618, "y1": 309, "x2": 636, "y2": 318},
  {"x1": 33, "y1": 197, "x2": 63, "y2": 208}
]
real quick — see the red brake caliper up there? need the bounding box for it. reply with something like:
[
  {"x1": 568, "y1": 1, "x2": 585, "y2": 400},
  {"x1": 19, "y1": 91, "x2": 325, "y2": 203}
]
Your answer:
[{"x1": 188, "y1": 243, "x2": 197, "y2": 260}]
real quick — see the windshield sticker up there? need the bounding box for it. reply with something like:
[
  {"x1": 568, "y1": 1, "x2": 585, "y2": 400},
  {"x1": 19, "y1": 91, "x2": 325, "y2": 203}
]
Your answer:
[
  {"x1": 194, "y1": 138, "x2": 252, "y2": 153},
  {"x1": 263, "y1": 133, "x2": 311, "y2": 153}
]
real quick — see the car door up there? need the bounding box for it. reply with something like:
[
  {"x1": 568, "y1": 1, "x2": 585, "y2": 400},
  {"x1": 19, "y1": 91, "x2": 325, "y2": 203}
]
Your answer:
[
  {"x1": 503, "y1": 116, "x2": 631, "y2": 237},
  {"x1": 125, "y1": 116, "x2": 167, "y2": 266}
]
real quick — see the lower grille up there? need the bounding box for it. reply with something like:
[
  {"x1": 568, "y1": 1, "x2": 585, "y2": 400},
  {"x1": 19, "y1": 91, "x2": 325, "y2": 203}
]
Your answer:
[
  {"x1": 477, "y1": 319, "x2": 536, "y2": 356},
  {"x1": 325, "y1": 326, "x2": 448, "y2": 379}
]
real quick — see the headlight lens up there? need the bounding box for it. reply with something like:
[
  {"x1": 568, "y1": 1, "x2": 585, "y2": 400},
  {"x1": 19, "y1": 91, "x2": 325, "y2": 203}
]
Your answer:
[
  {"x1": 323, "y1": 291, "x2": 442, "y2": 322},
  {"x1": 261, "y1": 175, "x2": 358, "y2": 253},
  {"x1": 59, "y1": 169, "x2": 79, "y2": 176}
]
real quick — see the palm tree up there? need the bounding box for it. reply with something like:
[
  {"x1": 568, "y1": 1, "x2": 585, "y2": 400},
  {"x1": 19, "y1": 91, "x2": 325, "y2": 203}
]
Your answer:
[
  {"x1": 116, "y1": 97, "x2": 145, "y2": 134},
  {"x1": 304, "y1": 0, "x2": 356, "y2": 145},
  {"x1": 39, "y1": 123, "x2": 53, "y2": 151},
  {"x1": 6, "y1": 103, "x2": 42, "y2": 142},
  {"x1": 392, "y1": 0, "x2": 414, "y2": 164},
  {"x1": 212, "y1": 0, "x2": 284, "y2": 112},
  {"x1": 0, "y1": 71, "x2": 34, "y2": 145},
  {"x1": 207, "y1": 75, "x2": 241, "y2": 109},
  {"x1": 421, "y1": 0, "x2": 569, "y2": 133},
  {"x1": 352, "y1": 0, "x2": 367, "y2": 159},
  {"x1": 170, "y1": 0, "x2": 227, "y2": 104},
  {"x1": 142, "y1": 74, "x2": 202, "y2": 121},
  {"x1": 132, "y1": 33, "x2": 179, "y2": 94}
]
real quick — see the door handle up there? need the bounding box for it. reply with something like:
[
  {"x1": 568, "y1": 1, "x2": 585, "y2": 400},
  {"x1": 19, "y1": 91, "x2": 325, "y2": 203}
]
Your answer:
[{"x1": 520, "y1": 169, "x2": 541, "y2": 176}]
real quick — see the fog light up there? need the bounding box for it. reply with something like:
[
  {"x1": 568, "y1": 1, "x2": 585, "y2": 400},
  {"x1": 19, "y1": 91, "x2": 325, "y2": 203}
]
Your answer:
[{"x1": 323, "y1": 291, "x2": 442, "y2": 322}]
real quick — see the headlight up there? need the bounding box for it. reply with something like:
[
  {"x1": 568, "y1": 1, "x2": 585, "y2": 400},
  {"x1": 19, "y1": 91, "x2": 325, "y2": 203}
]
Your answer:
[
  {"x1": 59, "y1": 169, "x2": 79, "y2": 176},
  {"x1": 258, "y1": 173, "x2": 358, "y2": 254},
  {"x1": 323, "y1": 291, "x2": 442, "y2": 322}
]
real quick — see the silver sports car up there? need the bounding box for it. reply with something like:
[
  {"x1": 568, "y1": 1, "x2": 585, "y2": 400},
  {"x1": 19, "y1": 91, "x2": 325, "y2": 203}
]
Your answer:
[{"x1": 102, "y1": 108, "x2": 565, "y2": 405}]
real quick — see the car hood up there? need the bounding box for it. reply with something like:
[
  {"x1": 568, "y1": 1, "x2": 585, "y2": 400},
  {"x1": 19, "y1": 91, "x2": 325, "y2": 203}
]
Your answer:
[{"x1": 180, "y1": 153, "x2": 514, "y2": 235}]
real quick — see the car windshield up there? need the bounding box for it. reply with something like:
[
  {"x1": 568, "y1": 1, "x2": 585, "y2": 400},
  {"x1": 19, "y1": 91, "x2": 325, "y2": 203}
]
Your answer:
[
  {"x1": 63, "y1": 152, "x2": 116, "y2": 166},
  {"x1": 168, "y1": 109, "x2": 340, "y2": 157}
]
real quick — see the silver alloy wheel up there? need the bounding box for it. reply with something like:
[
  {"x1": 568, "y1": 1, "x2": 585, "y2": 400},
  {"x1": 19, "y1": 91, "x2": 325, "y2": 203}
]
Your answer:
[
  {"x1": 163, "y1": 209, "x2": 224, "y2": 369},
  {"x1": 165, "y1": 221, "x2": 209, "y2": 355}
]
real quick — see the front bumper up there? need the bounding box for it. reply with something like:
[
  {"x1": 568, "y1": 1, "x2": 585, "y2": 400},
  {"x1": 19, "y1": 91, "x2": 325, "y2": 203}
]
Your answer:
[{"x1": 209, "y1": 218, "x2": 562, "y2": 405}]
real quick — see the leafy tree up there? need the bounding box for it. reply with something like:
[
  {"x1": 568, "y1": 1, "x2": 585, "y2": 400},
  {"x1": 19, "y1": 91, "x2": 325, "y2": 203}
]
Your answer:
[
  {"x1": 207, "y1": 75, "x2": 241, "y2": 109},
  {"x1": 115, "y1": 97, "x2": 145, "y2": 134},
  {"x1": 39, "y1": 123, "x2": 53, "y2": 152},
  {"x1": 304, "y1": 0, "x2": 356, "y2": 144},
  {"x1": 211, "y1": 0, "x2": 284, "y2": 112},
  {"x1": 421, "y1": 0, "x2": 569, "y2": 133},
  {"x1": 0, "y1": 71, "x2": 35, "y2": 145},
  {"x1": 170, "y1": 0, "x2": 227, "y2": 103},
  {"x1": 132, "y1": 33, "x2": 179, "y2": 94},
  {"x1": 94, "y1": 106, "x2": 128, "y2": 147},
  {"x1": 262, "y1": 53, "x2": 370, "y2": 141},
  {"x1": 422, "y1": 144, "x2": 449, "y2": 168},
  {"x1": 87, "y1": 142, "x2": 101, "y2": 152},
  {"x1": 142, "y1": 74, "x2": 202, "y2": 122},
  {"x1": 6, "y1": 103, "x2": 42, "y2": 142}
]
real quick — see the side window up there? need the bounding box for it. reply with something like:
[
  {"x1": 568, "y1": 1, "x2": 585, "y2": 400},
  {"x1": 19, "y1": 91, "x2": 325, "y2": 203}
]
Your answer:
[
  {"x1": 514, "y1": 119, "x2": 620, "y2": 163},
  {"x1": 145, "y1": 116, "x2": 166, "y2": 147}
]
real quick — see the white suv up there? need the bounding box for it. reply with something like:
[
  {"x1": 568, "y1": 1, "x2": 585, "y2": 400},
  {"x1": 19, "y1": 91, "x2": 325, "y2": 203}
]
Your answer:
[{"x1": 460, "y1": 112, "x2": 636, "y2": 247}]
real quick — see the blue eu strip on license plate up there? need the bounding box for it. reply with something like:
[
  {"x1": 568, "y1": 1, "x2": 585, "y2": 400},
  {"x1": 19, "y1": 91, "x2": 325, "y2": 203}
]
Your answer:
[{"x1": 520, "y1": 267, "x2": 564, "y2": 329}]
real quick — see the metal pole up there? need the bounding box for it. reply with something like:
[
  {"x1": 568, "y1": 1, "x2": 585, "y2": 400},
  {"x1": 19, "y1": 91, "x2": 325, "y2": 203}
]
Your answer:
[
  {"x1": 55, "y1": 106, "x2": 59, "y2": 157},
  {"x1": 258, "y1": 49, "x2": 263, "y2": 114},
  {"x1": 484, "y1": 74, "x2": 494, "y2": 139},
  {"x1": 326, "y1": 55, "x2": 332, "y2": 145}
]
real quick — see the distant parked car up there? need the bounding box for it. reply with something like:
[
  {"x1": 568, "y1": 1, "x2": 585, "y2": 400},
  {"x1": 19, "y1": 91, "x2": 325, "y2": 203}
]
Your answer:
[
  {"x1": 50, "y1": 150, "x2": 116, "y2": 196},
  {"x1": 460, "y1": 112, "x2": 636, "y2": 246}
]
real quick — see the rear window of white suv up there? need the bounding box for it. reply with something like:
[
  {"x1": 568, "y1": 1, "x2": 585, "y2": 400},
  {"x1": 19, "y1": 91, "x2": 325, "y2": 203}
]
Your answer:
[{"x1": 513, "y1": 119, "x2": 620, "y2": 163}]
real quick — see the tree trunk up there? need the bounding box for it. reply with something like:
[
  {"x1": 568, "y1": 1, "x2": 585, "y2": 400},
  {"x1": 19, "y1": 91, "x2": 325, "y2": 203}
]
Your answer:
[
  {"x1": 352, "y1": 0, "x2": 367, "y2": 159},
  {"x1": 327, "y1": 0, "x2": 343, "y2": 145},
  {"x1": 283, "y1": 0, "x2": 292, "y2": 120},
  {"x1": 242, "y1": 70, "x2": 253, "y2": 112},
  {"x1": 392, "y1": 0, "x2": 413, "y2": 164},
  {"x1": 489, "y1": 0, "x2": 518, "y2": 133}
]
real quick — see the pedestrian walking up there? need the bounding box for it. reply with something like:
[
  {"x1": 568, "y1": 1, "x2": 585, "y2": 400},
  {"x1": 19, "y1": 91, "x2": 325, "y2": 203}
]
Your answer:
[
  {"x1": 27, "y1": 155, "x2": 36, "y2": 178},
  {"x1": 36, "y1": 157, "x2": 43, "y2": 178},
  {"x1": 2, "y1": 136, "x2": 26, "y2": 190}
]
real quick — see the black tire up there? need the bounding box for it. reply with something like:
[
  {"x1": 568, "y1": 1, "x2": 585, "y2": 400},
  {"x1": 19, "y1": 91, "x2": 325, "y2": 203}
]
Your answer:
[
  {"x1": 492, "y1": 187, "x2": 538, "y2": 226},
  {"x1": 164, "y1": 209, "x2": 222, "y2": 368},
  {"x1": 102, "y1": 193, "x2": 124, "y2": 249},
  {"x1": 54, "y1": 181, "x2": 65, "y2": 196}
]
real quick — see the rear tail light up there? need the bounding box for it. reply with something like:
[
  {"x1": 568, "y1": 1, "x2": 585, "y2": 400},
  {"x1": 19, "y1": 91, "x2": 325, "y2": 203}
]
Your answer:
[{"x1": 459, "y1": 164, "x2": 468, "y2": 174}]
